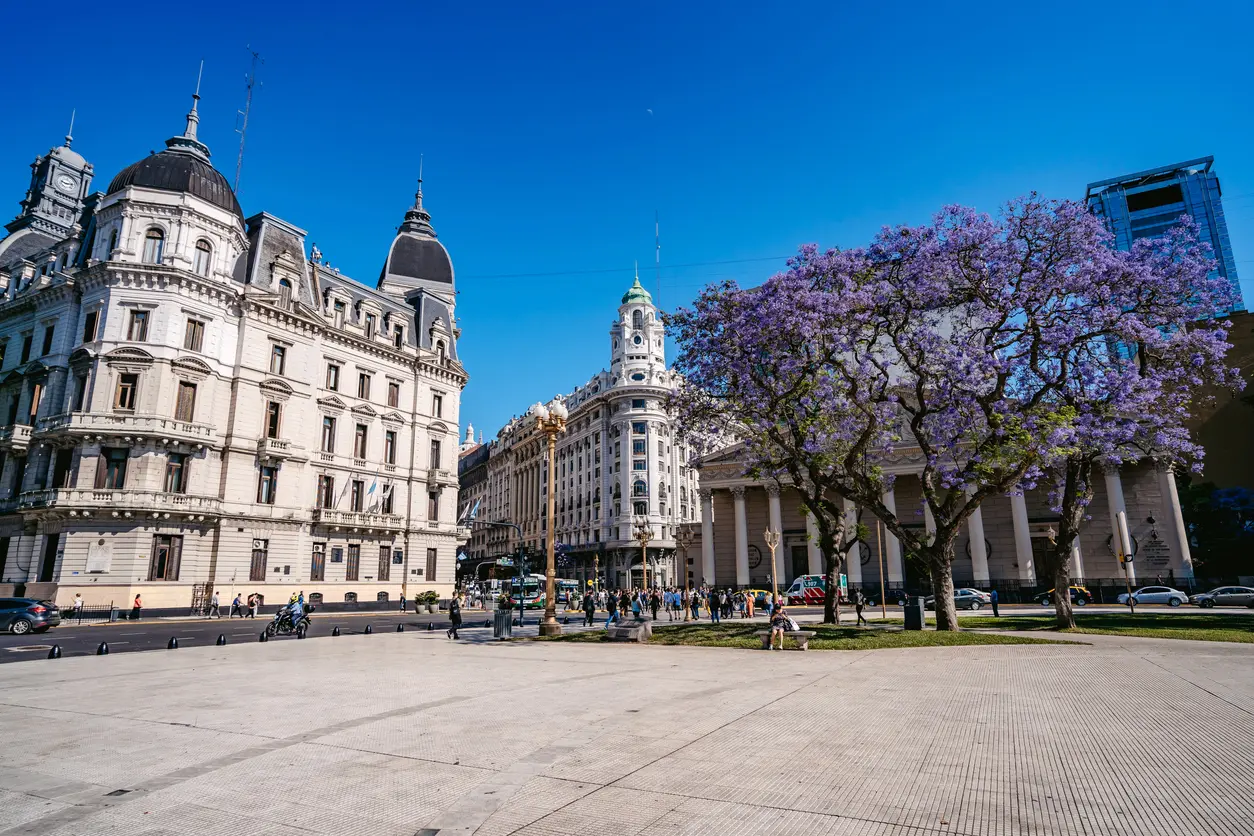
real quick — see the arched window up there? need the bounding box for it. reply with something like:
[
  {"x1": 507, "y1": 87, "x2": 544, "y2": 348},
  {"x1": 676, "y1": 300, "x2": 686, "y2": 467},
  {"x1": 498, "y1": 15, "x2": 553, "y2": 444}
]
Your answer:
[
  {"x1": 308, "y1": 593, "x2": 323, "y2": 605},
  {"x1": 107, "y1": 229, "x2": 118, "y2": 255},
  {"x1": 344, "y1": 591, "x2": 358, "y2": 603},
  {"x1": 277, "y1": 278, "x2": 292, "y2": 308},
  {"x1": 632, "y1": 310, "x2": 643, "y2": 329},
  {"x1": 142, "y1": 228, "x2": 164, "y2": 264},
  {"x1": 193, "y1": 240, "x2": 212, "y2": 277},
  {"x1": 376, "y1": 591, "x2": 389, "y2": 602},
  {"x1": 435, "y1": 340, "x2": 446, "y2": 360},
  {"x1": 633, "y1": 480, "x2": 647, "y2": 497}
]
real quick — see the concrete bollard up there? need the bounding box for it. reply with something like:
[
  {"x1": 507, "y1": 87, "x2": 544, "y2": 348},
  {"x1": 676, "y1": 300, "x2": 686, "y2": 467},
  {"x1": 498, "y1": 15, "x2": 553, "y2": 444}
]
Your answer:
[
  {"x1": 396, "y1": 623, "x2": 404, "y2": 632},
  {"x1": 427, "y1": 622, "x2": 434, "y2": 631},
  {"x1": 167, "y1": 637, "x2": 179, "y2": 649},
  {"x1": 364, "y1": 624, "x2": 373, "y2": 635},
  {"x1": 332, "y1": 626, "x2": 341, "y2": 637},
  {"x1": 97, "y1": 642, "x2": 109, "y2": 655},
  {"x1": 259, "y1": 631, "x2": 268, "y2": 642},
  {"x1": 48, "y1": 645, "x2": 61, "y2": 659},
  {"x1": 216, "y1": 634, "x2": 227, "y2": 646}
]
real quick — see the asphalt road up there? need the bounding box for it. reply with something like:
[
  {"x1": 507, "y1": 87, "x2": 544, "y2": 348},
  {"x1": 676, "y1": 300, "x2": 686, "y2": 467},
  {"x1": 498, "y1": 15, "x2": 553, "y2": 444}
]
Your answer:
[{"x1": 3, "y1": 603, "x2": 1249, "y2": 664}]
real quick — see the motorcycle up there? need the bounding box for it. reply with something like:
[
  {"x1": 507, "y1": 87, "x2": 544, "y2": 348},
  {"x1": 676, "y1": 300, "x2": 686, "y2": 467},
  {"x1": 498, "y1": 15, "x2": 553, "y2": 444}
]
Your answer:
[{"x1": 265, "y1": 604, "x2": 314, "y2": 637}]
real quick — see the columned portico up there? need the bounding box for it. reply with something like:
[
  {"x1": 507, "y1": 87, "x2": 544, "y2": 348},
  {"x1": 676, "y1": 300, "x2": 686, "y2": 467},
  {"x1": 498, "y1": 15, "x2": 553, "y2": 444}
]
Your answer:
[
  {"x1": 882, "y1": 489, "x2": 904, "y2": 584},
  {"x1": 843, "y1": 498, "x2": 862, "y2": 584},
  {"x1": 767, "y1": 486, "x2": 785, "y2": 589},
  {"x1": 1103, "y1": 468, "x2": 1136, "y2": 584},
  {"x1": 1070, "y1": 539, "x2": 1085, "y2": 581},
  {"x1": 731, "y1": 486, "x2": 750, "y2": 586},
  {"x1": 699, "y1": 489, "x2": 715, "y2": 586},
  {"x1": 1009, "y1": 492, "x2": 1036, "y2": 583},
  {"x1": 966, "y1": 490, "x2": 990, "y2": 585},
  {"x1": 1156, "y1": 462, "x2": 1194, "y2": 580},
  {"x1": 805, "y1": 509, "x2": 821, "y2": 575}
]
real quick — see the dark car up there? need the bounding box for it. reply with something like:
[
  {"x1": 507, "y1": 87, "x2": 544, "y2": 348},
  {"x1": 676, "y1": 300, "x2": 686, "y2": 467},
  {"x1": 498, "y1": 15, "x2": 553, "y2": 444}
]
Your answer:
[{"x1": 0, "y1": 598, "x2": 61, "y2": 634}]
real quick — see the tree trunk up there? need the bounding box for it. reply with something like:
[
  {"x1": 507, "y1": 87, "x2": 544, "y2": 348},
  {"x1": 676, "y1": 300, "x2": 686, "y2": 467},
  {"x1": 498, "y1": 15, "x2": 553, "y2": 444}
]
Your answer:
[
  {"x1": 1051, "y1": 560, "x2": 1076, "y2": 629},
  {"x1": 928, "y1": 540, "x2": 959, "y2": 631},
  {"x1": 820, "y1": 530, "x2": 842, "y2": 624}
]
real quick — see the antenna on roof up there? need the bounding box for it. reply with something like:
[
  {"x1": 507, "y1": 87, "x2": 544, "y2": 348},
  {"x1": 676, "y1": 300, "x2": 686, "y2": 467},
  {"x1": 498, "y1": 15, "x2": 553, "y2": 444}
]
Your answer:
[
  {"x1": 234, "y1": 47, "x2": 263, "y2": 195},
  {"x1": 65, "y1": 109, "x2": 76, "y2": 147}
]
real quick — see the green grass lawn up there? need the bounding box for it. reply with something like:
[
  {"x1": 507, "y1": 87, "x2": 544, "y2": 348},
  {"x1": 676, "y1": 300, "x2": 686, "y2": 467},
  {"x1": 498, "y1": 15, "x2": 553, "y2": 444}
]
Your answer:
[
  {"x1": 531, "y1": 622, "x2": 1071, "y2": 651},
  {"x1": 919, "y1": 612, "x2": 1254, "y2": 643}
]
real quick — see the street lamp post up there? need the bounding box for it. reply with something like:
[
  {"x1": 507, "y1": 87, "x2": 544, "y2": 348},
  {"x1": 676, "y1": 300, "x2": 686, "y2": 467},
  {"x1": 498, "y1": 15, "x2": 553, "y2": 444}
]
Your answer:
[
  {"x1": 675, "y1": 526, "x2": 695, "y2": 621},
  {"x1": 529, "y1": 400, "x2": 568, "y2": 637},
  {"x1": 632, "y1": 515, "x2": 653, "y2": 594},
  {"x1": 764, "y1": 526, "x2": 780, "y2": 613}
]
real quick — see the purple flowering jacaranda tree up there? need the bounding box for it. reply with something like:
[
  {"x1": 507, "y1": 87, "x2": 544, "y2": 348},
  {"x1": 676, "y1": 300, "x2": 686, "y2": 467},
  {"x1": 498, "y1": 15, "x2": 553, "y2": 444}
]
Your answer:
[
  {"x1": 670, "y1": 196, "x2": 1230, "y2": 630},
  {"x1": 1036, "y1": 220, "x2": 1241, "y2": 628}
]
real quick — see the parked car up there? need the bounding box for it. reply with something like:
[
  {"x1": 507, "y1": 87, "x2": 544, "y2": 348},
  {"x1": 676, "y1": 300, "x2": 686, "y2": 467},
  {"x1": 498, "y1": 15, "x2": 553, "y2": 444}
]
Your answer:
[
  {"x1": 0, "y1": 598, "x2": 61, "y2": 634},
  {"x1": 1115, "y1": 586, "x2": 1189, "y2": 607},
  {"x1": 1035, "y1": 586, "x2": 1093, "y2": 607},
  {"x1": 1189, "y1": 586, "x2": 1254, "y2": 608},
  {"x1": 924, "y1": 588, "x2": 991, "y2": 611}
]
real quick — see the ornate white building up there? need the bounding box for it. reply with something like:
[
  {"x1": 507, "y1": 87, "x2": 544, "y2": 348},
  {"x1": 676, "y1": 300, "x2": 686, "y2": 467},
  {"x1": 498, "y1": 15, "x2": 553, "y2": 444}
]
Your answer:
[
  {"x1": 0, "y1": 94, "x2": 468, "y2": 610},
  {"x1": 464, "y1": 276, "x2": 699, "y2": 588}
]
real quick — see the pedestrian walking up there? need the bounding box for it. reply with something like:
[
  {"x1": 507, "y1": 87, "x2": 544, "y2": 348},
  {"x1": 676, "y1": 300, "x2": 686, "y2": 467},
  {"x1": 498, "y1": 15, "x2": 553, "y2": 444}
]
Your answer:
[
  {"x1": 446, "y1": 594, "x2": 462, "y2": 639},
  {"x1": 855, "y1": 589, "x2": 867, "y2": 626},
  {"x1": 130, "y1": 593, "x2": 143, "y2": 621},
  {"x1": 649, "y1": 589, "x2": 660, "y2": 620},
  {"x1": 709, "y1": 589, "x2": 721, "y2": 624},
  {"x1": 604, "y1": 591, "x2": 618, "y2": 628},
  {"x1": 583, "y1": 591, "x2": 597, "y2": 626},
  {"x1": 247, "y1": 593, "x2": 258, "y2": 618},
  {"x1": 208, "y1": 591, "x2": 221, "y2": 618},
  {"x1": 746, "y1": 591, "x2": 755, "y2": 619},
  {"x1": 400, "y1": 592, "x2": 407, "y2": 613},
  {"x1": 229, "y1": 594, "x2": 243, "y2": 619},
  {"x1": 72, "y1": 593, "x2": 84, "y2": 619},
  {"x1": 990, "y1": 588, "x2": 999, "y2": 617}
]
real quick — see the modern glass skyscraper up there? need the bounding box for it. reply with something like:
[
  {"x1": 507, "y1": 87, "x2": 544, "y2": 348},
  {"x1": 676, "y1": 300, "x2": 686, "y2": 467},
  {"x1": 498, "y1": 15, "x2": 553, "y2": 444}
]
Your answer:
[{"x1": 1086, "y1": 156, "x2": 1244, "y2": 312}]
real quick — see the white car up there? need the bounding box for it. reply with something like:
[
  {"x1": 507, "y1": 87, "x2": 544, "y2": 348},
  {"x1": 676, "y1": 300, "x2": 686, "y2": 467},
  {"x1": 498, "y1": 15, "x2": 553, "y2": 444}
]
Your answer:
[{"x1": 1116, "y1": 586, "x2": 1189, "y2": 607}]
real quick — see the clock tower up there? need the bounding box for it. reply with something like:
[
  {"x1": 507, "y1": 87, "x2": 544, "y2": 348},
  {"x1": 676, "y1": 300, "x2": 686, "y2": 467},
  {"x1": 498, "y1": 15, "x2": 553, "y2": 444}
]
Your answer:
[{"x1": 4, "y1": 127, "x2": 94, "y2": 239}]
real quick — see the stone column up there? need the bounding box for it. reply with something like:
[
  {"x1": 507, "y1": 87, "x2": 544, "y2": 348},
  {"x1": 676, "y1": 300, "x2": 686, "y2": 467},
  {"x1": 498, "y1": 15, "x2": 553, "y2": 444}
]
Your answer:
[
  {"x1": 1009, "y1": 493, "x2": 1036, "y2": 583},
  {"x1": 1104, "y1": 468, "x2": 1136, "y2": 584},
  {"x1": 882, "y1": 489, "x2": 904, "y2": 585},
  {"x1": 966, "y1": 491, "x2": 990, "y2": 585},
  {"x1": 732, "y1": 486, "x2": 749, "y2": 587},
  {"x1": 1156, "y1": 462, "x2": 1194, "y2": 580},
  {"x1": 699, "y1": 489, "x2": 715, "y2": 586},
  {"x1": 843, "y1": 498, "x2": 862, "y2": 584},
  {"x1": 805, "y1": 508, "x2": 822, "y2": 575},
  {"x1": 923, "y1": 503, "x2": 937, "y2": 543},
  {"x1": 1070, "y1": 539, "x2": 1085, "y2": 581},
  {"x1": 767, "y1": 486, "x2": 785, "y2": 594}
]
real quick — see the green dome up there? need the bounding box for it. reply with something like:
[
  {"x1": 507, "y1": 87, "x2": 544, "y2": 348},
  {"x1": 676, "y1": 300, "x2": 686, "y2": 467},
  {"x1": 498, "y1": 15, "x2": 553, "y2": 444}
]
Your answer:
[{"x1": 621, "y1": 277, "x2": 653, "y2": 305}]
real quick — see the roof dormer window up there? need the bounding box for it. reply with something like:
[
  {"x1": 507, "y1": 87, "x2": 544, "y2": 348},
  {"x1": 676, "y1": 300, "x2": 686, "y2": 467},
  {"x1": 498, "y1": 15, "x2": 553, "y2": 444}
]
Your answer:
[{"x1": 193, "y1": 240, "x2": 212, "y2": 277}]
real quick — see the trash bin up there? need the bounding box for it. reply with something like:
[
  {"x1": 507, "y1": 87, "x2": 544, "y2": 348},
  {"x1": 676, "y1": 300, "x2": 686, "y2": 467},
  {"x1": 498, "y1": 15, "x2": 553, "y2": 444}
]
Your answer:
[
  {"x1": 109, "y1": 606, "x2": 120, "y2": 623},
  {"x1": 493, "y1": 609, "x2": 513, "y2": 640},
  {"x1": 904, "y1": 596, "x2": 925, "y2": 631}
]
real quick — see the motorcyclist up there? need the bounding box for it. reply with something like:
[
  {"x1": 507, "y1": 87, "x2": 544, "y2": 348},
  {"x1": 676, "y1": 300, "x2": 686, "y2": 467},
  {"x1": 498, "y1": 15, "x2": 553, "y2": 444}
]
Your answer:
[{"x1": 272, "y1": 592, "x2": 303, "y2": 631}]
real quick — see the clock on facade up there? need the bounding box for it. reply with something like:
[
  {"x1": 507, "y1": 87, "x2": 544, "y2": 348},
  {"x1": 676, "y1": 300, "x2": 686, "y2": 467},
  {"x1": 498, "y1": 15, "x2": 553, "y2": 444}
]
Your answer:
[
  {"x1": 55, "y1": 174, "x2": 77, "y2": 193},
  {"x1": 748, "y1": 544, "x2": 762, "y2": 569}
]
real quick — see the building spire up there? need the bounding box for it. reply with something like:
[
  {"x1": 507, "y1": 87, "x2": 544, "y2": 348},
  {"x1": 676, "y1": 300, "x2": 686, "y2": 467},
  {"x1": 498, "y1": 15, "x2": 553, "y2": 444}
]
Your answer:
[
  {"x1": 414, "y1": 153, "x2": 424, "y2": 210},
  {"x1": 166, "y1": 61, "x2": 211, "y2": 159},
  {"x1": 399, "y1": 155, "x2": 435, "y2": 236},
  {"x1": 65, "y1": 109, "x2": 75, "y2": 148}
]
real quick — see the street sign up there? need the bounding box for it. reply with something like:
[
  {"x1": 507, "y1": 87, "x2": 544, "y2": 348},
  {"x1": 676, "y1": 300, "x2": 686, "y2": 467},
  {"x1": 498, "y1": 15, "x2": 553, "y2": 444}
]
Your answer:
[{"x1": 496, "y1": 557, "x2": 515, "y2": 567}]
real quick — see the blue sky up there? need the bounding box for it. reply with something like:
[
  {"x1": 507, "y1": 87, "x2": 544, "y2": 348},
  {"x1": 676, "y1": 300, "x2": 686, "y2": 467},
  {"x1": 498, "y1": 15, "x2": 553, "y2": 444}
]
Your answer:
[{"x1": 2, "y1": 0, "x2": 1252, "y2": 439}]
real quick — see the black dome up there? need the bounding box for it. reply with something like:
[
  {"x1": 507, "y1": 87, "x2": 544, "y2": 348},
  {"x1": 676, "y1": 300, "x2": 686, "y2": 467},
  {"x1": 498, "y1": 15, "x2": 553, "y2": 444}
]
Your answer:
[
  {"x1": 108, "y1": 149, "x2": 243, "y2": 220},
  {"x1": 384, "y1": 235, "x2": 453, "y2": 284}
]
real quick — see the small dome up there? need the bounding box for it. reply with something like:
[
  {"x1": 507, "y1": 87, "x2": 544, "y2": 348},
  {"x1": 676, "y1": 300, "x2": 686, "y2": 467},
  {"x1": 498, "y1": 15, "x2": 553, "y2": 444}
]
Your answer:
[
  {"x1": 382, "y1": 233, "x2": 453, "y2": 285},
  {"x1": 621, "y1": 276, "x2": 652, "y2": 305},
  {"x1": 50, "y1": 144, "x2": 88, "y2": 170},
  {"x1": 108, "y1": 148, "x2": 243, "y2": 221}
]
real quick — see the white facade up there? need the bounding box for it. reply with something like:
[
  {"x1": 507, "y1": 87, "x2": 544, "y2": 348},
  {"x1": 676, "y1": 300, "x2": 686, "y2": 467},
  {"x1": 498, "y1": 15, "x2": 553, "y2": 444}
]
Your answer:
[
  {"x1": 465, "y1": 276, "x2": 699, "y2": 589},
  {"x1": 0, "y1": 100, "x2": 468, "y2": 610}
]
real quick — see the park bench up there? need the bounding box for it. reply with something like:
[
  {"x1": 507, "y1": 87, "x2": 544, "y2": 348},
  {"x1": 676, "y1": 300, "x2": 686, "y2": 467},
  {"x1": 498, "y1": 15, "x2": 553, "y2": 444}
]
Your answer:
[{"x1": 754, "y1": 629, "x2": 817, "y2": 651}]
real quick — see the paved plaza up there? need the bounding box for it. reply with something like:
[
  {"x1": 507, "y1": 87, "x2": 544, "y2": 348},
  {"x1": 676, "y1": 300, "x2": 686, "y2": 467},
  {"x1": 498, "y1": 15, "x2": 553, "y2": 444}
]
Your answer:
[{"x1": 1, "y1": 628, "x2": 1252, "y2": 836}]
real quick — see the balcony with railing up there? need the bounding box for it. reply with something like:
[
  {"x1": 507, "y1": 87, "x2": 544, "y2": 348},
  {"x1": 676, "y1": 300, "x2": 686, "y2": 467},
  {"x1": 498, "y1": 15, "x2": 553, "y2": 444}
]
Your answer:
[
  {"x1": 427, "y1": 468, "x2": 457, "y2": 486},
  {"x1": 310, "y1": 508, "x2": 406, "y2": 531},
  {"x1": 38, "y1": 413, "x2": 218, "y2": 446},
  {"x1": 18, "y1": 488, "x2": 223, "y2": 518},
  {"x1": 0, "y1": 423, "x2": 33, "y2": 451},
  {"x1": 258, "y1": 437, "x2": 309, "y2": 462}
]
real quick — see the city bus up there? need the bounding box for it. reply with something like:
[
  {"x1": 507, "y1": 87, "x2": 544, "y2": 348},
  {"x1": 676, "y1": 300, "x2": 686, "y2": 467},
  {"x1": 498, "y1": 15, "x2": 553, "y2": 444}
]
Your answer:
[{"x1": 505, "y1": 574, "x2": 545, "y2": 609}]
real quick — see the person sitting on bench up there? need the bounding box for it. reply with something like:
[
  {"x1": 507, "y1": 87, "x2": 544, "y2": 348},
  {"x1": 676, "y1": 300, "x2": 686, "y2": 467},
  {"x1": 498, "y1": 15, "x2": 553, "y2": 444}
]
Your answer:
[{"x1": 768, "y1": 606, "x2": 789, "y2": 651}]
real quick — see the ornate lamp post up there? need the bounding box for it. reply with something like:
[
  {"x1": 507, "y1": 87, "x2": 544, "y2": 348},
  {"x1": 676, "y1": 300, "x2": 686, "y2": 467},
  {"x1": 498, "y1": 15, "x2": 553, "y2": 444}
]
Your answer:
[
  {"x1": 632, "y1": 515, "x2": 653, "y2": 593},
  {"x1": 675, "y1": 525, "x2": 695, "y2": 621},
  {"x1": 764, "y1": 526, "x2": 780, "y2": 612},
  {"x1": 529, "y1": 399, "x2": 568, "y2": 637}
]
